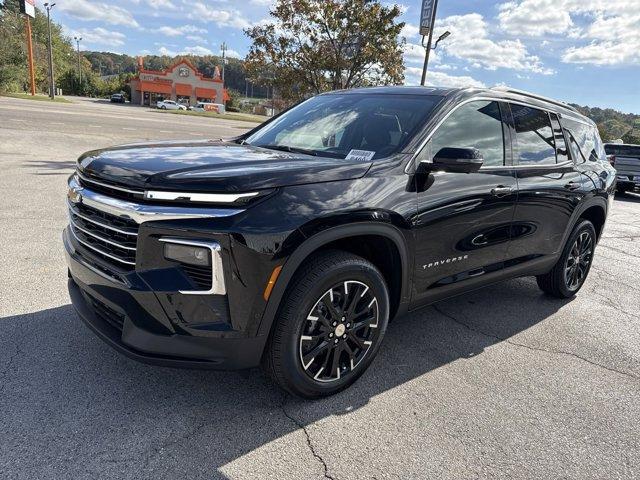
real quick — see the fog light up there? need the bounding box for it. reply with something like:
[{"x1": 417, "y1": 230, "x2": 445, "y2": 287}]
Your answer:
[{"x1": 164, "y1": 243, "x2": 211, "y2": 267}]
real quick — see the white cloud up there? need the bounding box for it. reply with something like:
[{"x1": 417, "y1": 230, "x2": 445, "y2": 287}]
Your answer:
[
  {"x1": 57, "y1": 0, "x2": 139, "y2": 28},
  {"x1": 434, "y1": 14, "x2": 554, "y2": 74},
  {"x1": 158, "y1": 25, "x2": 208, "y2": 37},
  {"x1": 67, "y1": 27, "x2": 127, "y2": 47},
  {"x1": 225, "y1": 49, "x2": 242, "y2": 59},
  {"x1": 401, "y1": 23, "x2": 419, "y2": 40},
  {"x1": 158, "y1": 45, "x2": 214, "y2": 56},
  {"x1": 497, "y1": 0, "x2": 640, "y2": 66},
  {"x1": 404, "y1": 66, "x2": 485, "y2": 88},
  {"x1": 498, "y1": 0, "x2": 573, "y2": 37},
  {"x1": 250, "y1": 0, "x2": 273, "y2": 5},
  {"x1": 189, "y1": 3, "x2": 251, "y2": 29},
  {"x1": 146, "y1": 0, "x2": 177, "y2": 8}
]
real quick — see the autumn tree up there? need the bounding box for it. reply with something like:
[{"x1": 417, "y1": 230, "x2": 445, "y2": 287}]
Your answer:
[{"x1": 244, "y1": 0, "x2": 406, "y2": 102}]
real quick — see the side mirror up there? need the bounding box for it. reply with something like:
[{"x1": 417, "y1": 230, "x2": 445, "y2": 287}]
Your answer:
[{"x1": 421, "y1": 147, "x2": 484, "y2": 174}]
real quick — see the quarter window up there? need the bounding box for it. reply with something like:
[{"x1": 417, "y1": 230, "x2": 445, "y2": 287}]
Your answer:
[
  {"x1": 428, "y1": 101, "x2": 506, "y2": 167},
  {"x1": 511, "y1": 104, "x2": 556, "y2": 165},
  {"x1": 549, "y1": 113, "x2": 569, "y2": 164}
]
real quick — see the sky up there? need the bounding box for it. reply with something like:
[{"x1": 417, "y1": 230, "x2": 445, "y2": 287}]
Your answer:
[{"x1": 34, "y1": 0, "x2": 640, "y2": 113}]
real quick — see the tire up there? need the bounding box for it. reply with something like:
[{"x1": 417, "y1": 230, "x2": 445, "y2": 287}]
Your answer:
[
  {"x1": 160, "y1": 105, "x2": 166, "y2": 110},
  {"x1": 536, "y1": 219, "x2": 596, "y2": 298},
  {"x1": 263, "y1": 250, "x2": 390, "y2": 399}
]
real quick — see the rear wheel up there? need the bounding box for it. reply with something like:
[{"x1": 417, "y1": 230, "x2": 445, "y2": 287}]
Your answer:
[
  {"x1": 536, "y1": 220, "x2": 596, "y2": 298},
  {"x1": 263, "y1": 250, "x2": 390, "y2": 399}
]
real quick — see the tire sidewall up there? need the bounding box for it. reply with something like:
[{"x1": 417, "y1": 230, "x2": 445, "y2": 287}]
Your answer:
[
  {"x1": 558, "y1": 220, "x2": 596, "y2": 297},
  {"x1": 278, "y1": 259, "x2": 389, "y2": 397}
]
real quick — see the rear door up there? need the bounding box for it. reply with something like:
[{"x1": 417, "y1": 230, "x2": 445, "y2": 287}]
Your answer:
[
  {"x1": 507, "y1": 103, "x2": 587, "y2": 262},
  {"x1": 412, "y1": 100, "x2": 518, "y2": 305}
]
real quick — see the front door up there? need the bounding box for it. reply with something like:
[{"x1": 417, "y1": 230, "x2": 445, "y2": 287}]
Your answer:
[{"x1": 412, "y1": 100, "x2": 518, "y2": 306}]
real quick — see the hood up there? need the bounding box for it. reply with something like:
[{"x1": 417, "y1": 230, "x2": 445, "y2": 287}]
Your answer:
[{"x1": 77, "y1": 140, "x2": 372, "y2": 192}]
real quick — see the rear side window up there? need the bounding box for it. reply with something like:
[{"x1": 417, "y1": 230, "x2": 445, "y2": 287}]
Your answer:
[
  {"x1": 549, "y1": 113, "x2": 569, "y2": 164},
  {"x1": 428, "y1": 100, "x2": 506, "y2": 167},
  {"x1": 511, "y1": 104, "x2": 556, "y2": 165},
  {"x1": 562, "y1": 118, "x2": 601, "y2": 162}
]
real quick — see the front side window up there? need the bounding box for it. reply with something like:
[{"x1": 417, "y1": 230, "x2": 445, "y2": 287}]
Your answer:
[
  {"x1": 245, "y1": 94, "x2": 441, "y2": 159},
  {"x1": 511, "y1": 104, "x2": 556, "y2": 165},
  {"x1": 428, "y1": 100, "x2": 506, "y2": 167}
]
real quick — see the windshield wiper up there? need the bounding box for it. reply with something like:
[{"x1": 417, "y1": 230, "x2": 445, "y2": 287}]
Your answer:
[{"x1": 257, "y1": 144, "x2": 318, "y2": 156}]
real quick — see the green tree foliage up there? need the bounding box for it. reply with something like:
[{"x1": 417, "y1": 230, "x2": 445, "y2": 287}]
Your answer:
[
  {"x1": 244, "y1": 0, "x2": 406, "y2": 101},
  {"x1": 0, "y1": 0, "x2": 76, "y2": 93}
]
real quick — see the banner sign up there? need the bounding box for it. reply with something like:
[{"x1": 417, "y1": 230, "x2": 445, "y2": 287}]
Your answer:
[
  {"x1": 419, "y1": 0, "x2": 436, "y2": 36},
  {"x1": 20, "y1": 0, "x2": 35, "y2": 18}
]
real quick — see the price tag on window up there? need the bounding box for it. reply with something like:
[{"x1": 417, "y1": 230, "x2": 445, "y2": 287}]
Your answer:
[{"x1": 345, "y1": 150, "x2": 376, "y2": 162}]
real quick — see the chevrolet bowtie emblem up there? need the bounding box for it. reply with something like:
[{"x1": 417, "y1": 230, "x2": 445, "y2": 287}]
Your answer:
[{"x1": 67, "y1": 186, "x2": 83, "y2": 204}]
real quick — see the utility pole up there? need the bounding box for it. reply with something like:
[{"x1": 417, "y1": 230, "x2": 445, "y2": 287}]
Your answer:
[
  {"x1": 220, "y1": 42, "x2": 227, "y2": 84},
  {"x1": 74, "y1": 36, "x2": 82, "y2": 94},
  {"x1": 24, "y1": 16, "x2": 36, "y2": 96},
  {"x1": 73, "y1": 37, "x2": 82, "y2": 95},
  {"x1": 44, "y1": 3, "x2": 56, "y2": 99}
]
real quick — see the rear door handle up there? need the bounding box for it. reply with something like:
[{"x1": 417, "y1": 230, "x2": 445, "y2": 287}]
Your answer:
[
  {"x1": 564, "y1": 182, "x2": 581, "y2": 191},
  {"x1": 490, "y1": 186, "x2": 513, "y2": 197}
]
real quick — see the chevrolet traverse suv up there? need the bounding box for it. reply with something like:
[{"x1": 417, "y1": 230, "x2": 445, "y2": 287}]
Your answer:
[{"x1": 64, "y1": 86, "x2": 615, "y2": 398}]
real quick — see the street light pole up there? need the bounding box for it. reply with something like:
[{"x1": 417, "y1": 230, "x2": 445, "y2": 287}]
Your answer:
[
  {"x1": 44, "y1": 3, "x2": 56, "y2": 99},
  {"x1": 220, "y1": 42, "x2": 227, "y2": 85},
  {"x1": 74, "y1": 36, "x2": 82, "y2": 95},
  {"x1": 421, "y1": 29, "x2": 451, "y2": 86}
]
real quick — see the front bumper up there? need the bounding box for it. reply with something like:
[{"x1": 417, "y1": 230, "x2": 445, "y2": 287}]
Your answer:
[{"x1": 64, "y1": 228, "x2": 267, "y2": 370}]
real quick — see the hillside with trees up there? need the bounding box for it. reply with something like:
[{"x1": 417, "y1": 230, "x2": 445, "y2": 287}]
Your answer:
[{"x1": 571, "y1": 105, "x2": 640, "y2": 144}]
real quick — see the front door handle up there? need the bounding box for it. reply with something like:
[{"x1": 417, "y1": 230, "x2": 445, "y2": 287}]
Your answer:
[
  {"x1": 564, "y1": 182, "x2": 581, "y2": 191},
  {"x1": 491, "y1": 186, "x2": 513, "y2": 198}
]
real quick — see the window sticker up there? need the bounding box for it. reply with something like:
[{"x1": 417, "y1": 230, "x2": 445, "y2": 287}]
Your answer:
[{"x1": 345, "y1": 150, "x2": 376, "y2": 162}]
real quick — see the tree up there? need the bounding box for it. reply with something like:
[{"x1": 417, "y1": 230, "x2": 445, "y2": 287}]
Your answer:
[{"x1": 244, "y1": 0, "x2": 405, "y2": 102}]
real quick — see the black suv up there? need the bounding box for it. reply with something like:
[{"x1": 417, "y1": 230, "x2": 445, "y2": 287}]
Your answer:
[{"x1": 64, "y1": 86, "x2": 615, "y2": 398}]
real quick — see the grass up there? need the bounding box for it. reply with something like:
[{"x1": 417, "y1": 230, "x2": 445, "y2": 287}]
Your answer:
[
  {"x1": 152, "y1": 108, "x2": 267, "y2": 124},
  {"x1": 0, "y1": 92, "x2": 72, "y2": 103}
]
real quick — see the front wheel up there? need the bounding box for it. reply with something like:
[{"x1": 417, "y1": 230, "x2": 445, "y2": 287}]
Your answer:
[
  {"x1": 263, "y1": 250, "x2": 390, "y2": 399},
  {"x1": 536, "y1": 219, "x2": 596, "y2": 298}
]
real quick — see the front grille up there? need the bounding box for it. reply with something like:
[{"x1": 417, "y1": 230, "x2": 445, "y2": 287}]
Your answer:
[{"x1": 68, "y1": 201, "x2": 139, "y2": 271}]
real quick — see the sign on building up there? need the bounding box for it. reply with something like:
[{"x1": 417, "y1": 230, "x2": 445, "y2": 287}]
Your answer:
[
  {"x1": 20, "y1": 0, "x2": 35, "y2": 18},
  {"x1": 419, "y1": 0, "x2": 436, "y2": 36}
]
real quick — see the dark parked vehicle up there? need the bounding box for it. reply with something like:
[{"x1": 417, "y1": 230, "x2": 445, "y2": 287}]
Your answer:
[
  {"x1": 604, "y1": 143, "x2": 640, "y2": 194},
  {"x1": 64, "y1": 86, "x2": 615, "y2": 398},
  {"x1": 110, "y1": 93, "x2": 126, "y2": 103}
]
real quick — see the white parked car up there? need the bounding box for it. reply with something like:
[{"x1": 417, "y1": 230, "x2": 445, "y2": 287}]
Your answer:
[
  {"x1": 189, "y1": 102, "x2": 225, "y2": 113},
  {"x1": 157, "y1": 100, "x2": 187, "y2": 111}
]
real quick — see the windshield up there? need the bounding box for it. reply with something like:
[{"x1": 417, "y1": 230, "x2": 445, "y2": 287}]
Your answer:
[{"x1": 245, "y1": 93, "x2": 441, "y2": 159}]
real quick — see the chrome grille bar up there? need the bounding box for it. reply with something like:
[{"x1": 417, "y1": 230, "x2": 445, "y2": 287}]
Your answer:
[
  {"x1": 68, "y1": 201, "x2": 138, "y2": 236},
  {"x1": 69, "y1": 215, "x2": 136, "y2": 251},
  {"x1": 69, "y1": 225, "x2": 136, "y2": 266}
]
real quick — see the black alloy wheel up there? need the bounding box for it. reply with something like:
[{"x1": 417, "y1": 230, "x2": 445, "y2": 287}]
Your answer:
[
  {"x1": 536, "y1": 219, "x2": 596, "y2": 298},
  {"x1": 299, "y1": 280, "x2": 380, "y2": 383},
  {"x1": 564, "y1": 230, "x2": 594, "y2": 292},
  {"x1": 263, "y1": 250, "x2": 389, "y2": 398}
]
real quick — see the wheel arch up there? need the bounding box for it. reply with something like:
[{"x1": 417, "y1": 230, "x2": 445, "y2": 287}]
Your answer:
[{"x1": 256, "y1": 222, "x2": 411, "y2": 338}]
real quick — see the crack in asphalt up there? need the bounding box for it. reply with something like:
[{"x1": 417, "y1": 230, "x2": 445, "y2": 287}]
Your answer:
[
  {"x1": 281, "y1": 395, "x2": 335, "y2": 480},
  {"x1": 431, "y1": 304, "x2": 639, "y2": 381},
  {"x1": 141, "y1": 418, "x2": 209, "y2": 472},
  {"x1": 598, "y1": 244, "x2": 640, "y2": 260}
]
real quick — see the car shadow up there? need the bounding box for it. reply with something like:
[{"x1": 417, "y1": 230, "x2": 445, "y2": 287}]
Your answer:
[
  {"x1": 23, "y1": 160, "x2": 76, "y2": 175},
  {"x1": 0, "y1": 277, "x2": 571, "y2": 478},
  {"x1": 614, "y1": 192, "x2": 640, "y2": 203}
]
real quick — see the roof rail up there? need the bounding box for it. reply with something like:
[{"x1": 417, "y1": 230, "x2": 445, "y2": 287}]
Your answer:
[{"x1": 491, "y1": 86, "x2": 580, "y2": 114}]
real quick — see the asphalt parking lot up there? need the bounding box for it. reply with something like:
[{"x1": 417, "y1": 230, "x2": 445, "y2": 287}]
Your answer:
[{"x1": 1, "y1": 95, "x2": 639, "y2": 479}]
